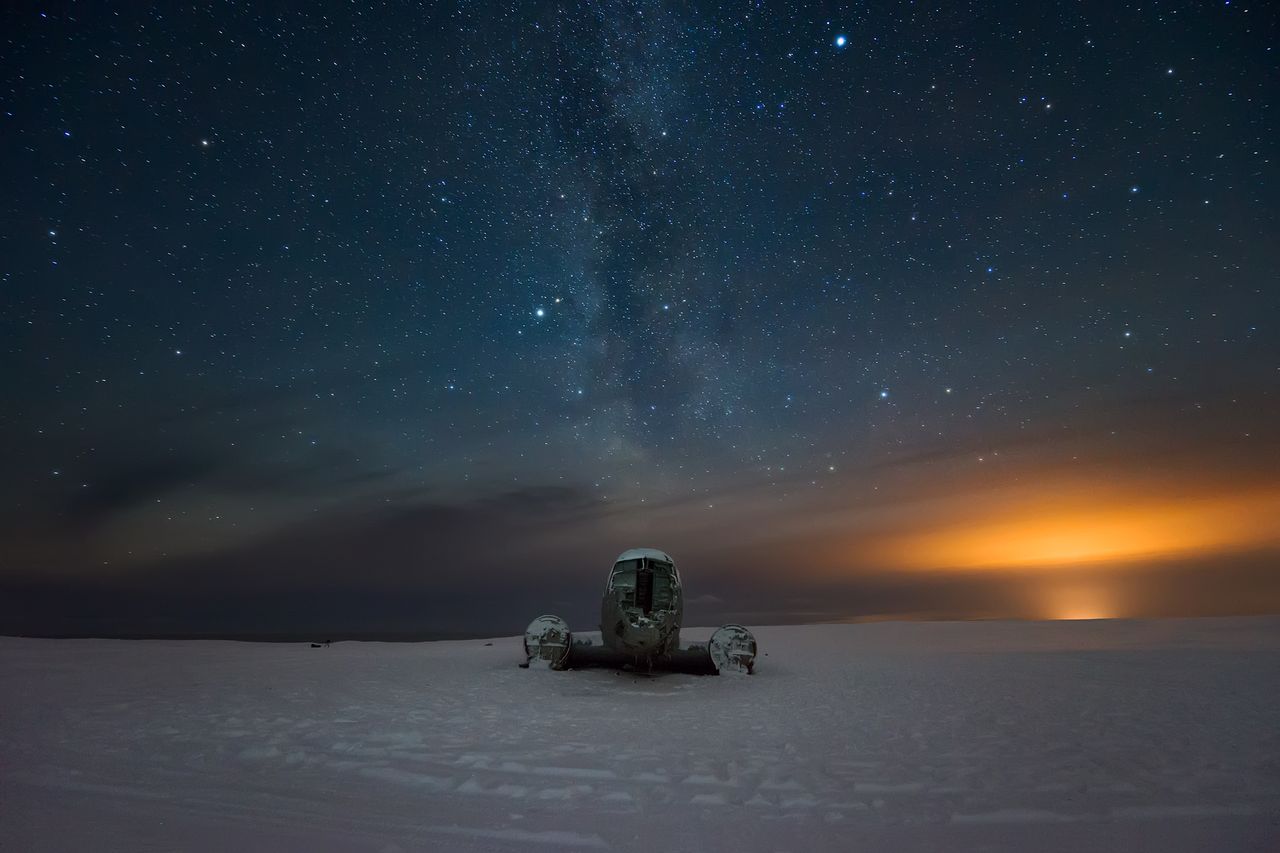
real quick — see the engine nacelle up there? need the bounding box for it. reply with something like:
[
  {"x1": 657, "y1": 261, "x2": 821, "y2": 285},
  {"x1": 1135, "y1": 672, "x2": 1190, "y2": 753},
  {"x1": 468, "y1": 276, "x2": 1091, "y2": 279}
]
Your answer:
[
  {"x1": 522, "y1": 614, "x2": 572, "y2": 670},
  {"x1": 708, "y1": 624, "x2": 757, "y2": 675}
]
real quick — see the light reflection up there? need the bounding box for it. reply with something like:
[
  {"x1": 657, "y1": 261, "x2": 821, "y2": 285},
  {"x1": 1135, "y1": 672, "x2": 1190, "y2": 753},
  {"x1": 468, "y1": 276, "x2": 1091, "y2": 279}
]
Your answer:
[{"x1": 1041, "y1": 581, "x2": 1118, "y2": 620}]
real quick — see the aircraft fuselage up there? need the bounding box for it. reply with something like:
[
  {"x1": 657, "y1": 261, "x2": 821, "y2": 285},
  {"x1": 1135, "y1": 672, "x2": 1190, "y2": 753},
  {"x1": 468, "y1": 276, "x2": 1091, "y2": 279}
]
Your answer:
[
  {"x1": 521, "y1": 548, "x2": 756, "y2": 674},
  {"x1": 600, "y1": 547, "x2": 683, "y2": 661}
]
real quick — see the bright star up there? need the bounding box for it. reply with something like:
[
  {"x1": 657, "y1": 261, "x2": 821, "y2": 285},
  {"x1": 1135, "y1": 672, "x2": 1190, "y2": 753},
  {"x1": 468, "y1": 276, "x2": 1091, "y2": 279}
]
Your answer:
[
  {"x1": 834, "y1": 34, "x2": 847, "y2": 48},
  {"x1": 535, "y1": 308, "x2": 545, "y2": 317},
  {"x1": 879, "y1": 390, "x2": 889, "y2": 399}
]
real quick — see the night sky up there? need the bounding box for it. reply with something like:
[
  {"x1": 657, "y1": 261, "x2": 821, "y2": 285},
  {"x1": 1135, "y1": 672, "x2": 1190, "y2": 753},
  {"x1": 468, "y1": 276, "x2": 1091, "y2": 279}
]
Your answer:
[{"x1": 2, "y1": 1, "x2": 1278, "y2": 638}]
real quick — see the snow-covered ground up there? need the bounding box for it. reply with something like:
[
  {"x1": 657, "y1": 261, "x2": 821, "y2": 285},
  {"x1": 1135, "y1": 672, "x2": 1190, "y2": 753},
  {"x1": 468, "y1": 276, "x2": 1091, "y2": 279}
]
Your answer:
[{"x1": 3, "y1": 618, "x2": 1279, "y2": 852}]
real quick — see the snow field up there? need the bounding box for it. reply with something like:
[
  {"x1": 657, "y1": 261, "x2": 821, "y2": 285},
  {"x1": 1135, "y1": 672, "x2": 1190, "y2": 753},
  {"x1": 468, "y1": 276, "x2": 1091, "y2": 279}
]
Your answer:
[{"x1": 2, "y1": 618, "x2": 1279, "y2": 851}]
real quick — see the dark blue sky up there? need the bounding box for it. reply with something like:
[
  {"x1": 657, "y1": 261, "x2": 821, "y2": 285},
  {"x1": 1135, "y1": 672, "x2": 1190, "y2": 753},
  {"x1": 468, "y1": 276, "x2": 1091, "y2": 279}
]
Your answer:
[{"x1": 2, "y1": 1, "x2": 1277, "y2": 636}]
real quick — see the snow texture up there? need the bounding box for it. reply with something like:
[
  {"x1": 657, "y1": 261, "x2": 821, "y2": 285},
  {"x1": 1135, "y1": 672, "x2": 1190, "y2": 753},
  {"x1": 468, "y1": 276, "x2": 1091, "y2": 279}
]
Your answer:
[{"x1": 3, "y1": 618, "x2": 1279, "y2": 851}]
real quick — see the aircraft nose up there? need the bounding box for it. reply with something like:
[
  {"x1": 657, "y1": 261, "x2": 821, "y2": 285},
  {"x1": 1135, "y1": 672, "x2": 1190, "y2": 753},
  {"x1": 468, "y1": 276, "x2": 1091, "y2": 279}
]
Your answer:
[{"x1": 618, "y1": 610, "x2": 673, "y2": 653}]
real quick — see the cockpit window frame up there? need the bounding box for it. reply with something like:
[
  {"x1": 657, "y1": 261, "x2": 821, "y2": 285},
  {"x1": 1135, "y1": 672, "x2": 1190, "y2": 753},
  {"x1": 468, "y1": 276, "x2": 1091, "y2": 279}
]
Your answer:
[{"x1": 606, "y1": 556, "x2": 680, "y2": 591}]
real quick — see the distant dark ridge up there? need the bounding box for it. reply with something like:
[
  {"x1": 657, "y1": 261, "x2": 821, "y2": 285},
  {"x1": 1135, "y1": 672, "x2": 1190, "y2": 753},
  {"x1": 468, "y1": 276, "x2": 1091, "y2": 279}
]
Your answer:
[{"x1": 0, "y1": 630, "x2": 501, "y2": 643}]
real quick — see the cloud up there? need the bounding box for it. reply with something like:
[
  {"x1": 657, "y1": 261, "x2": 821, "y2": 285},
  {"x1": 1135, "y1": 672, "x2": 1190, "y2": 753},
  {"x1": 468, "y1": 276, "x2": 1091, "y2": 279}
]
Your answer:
[
  {"x1": 0, "y1": 484, "x2": 624, "y2": 636},
  {"x1": 60, "y1": 455, "x2": 224, "y2": 530}
]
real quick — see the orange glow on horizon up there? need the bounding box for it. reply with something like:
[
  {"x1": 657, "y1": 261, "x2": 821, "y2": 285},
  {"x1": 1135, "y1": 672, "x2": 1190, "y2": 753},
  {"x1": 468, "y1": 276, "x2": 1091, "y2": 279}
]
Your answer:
[
  {"x1": 1054, "y1": 610, "x2": 1112, "y2": 621},
  {"x1": 857, "y1": 485, "x2": 1280, "y2": 573},
  {"x1": 1041, "y1": 581, "x2": 1119, "y2": 620}
]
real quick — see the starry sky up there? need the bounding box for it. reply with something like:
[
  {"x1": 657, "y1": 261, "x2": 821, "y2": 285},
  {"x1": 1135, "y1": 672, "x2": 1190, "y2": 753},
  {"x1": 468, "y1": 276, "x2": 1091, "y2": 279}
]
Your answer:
[{"x1": 2, "y1": 1, "x2": 1278, "y2": 637}]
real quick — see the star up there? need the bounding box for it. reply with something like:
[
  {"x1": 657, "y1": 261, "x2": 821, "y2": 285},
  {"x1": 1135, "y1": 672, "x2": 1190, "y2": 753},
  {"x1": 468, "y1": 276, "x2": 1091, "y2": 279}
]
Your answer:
[{"x1": 834, "y1": 34, "x2": 847, "y2": 48}]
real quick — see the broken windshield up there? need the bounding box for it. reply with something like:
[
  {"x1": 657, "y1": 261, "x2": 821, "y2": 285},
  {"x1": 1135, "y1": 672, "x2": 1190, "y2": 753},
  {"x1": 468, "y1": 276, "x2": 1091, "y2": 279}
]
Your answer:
[{"x1": 609, "y1": 559, "x2": 678, "y2": 611}]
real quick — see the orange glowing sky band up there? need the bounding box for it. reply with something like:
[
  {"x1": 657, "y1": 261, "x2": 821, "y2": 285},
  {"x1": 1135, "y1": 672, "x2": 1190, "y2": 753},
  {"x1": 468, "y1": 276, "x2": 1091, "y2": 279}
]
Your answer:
[{"x1": 862, "y1": 486, "x2": 1280, "y2": 572}]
